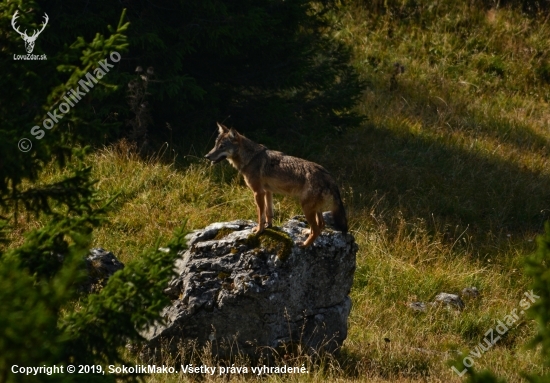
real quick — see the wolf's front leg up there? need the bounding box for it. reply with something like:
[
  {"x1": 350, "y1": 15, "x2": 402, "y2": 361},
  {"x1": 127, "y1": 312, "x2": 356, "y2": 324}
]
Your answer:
[{"x1": 252, "y1": 190, "x2": 266, "y2": 234}]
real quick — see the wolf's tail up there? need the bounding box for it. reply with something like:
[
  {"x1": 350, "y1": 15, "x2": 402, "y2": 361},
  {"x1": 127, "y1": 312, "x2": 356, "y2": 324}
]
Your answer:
[{"x1": 331, "y1": 186, "x2": 348, "y2": 234}]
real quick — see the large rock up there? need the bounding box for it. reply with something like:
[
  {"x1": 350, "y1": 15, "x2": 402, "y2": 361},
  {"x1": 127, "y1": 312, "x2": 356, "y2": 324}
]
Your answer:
[{"x1": 142, "y1": 215, "x2": 357, "y2": 361}]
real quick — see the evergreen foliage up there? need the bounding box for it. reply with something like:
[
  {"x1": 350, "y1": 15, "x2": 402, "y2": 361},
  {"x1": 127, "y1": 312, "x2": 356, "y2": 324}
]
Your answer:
[
  {"x1": 0, "y1": 0, "x2": 129, "y2": 198},
  {"x1": 1, "y1": 2, "x2": 186, "y2": 382}
]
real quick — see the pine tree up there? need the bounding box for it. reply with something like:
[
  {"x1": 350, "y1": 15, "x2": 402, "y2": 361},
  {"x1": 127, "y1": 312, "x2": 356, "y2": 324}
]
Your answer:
[{"x1": 1, "y1": 3, "x2": 187, "y2": 382}]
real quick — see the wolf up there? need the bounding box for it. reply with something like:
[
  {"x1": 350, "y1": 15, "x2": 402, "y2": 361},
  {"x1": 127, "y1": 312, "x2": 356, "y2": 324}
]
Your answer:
[{"x1": 205, "y1": 123, "x2": 348, "y2": 247}]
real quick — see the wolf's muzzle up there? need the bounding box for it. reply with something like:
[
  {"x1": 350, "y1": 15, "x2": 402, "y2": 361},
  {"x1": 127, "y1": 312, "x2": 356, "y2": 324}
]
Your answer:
[{"x1": 205, "y1": 153, "x2": 227, "y2": 164}]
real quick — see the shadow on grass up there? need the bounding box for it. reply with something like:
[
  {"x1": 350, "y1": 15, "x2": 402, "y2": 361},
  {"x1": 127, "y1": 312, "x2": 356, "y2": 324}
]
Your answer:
[
  {"x1": 339, "y1": 122, "x2": 550, "y2": 235},
  {"x1": 319, "y1": 77, "x2": 550, "y2": 245}
]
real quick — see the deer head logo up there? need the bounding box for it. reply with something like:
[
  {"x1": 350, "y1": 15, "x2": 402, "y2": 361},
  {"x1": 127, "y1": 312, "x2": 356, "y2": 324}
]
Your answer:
[{"x1": 11, "y1": 11, "x2": 49, "y2": 54}]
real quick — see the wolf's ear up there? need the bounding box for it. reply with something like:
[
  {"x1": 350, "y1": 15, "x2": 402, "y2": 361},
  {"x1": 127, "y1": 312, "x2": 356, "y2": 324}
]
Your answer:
[
  {"x1": 217, "y1": 122, "x2": 228, "y2": 134},
  {"x1": 228, "y1": 128, "x2": 239, "y2": 140}
]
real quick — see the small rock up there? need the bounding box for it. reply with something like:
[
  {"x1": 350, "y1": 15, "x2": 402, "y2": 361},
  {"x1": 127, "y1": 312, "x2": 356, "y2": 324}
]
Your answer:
[
  {"x1": 408, "y1": 301, "x2": 427, "y2": 312},
  {"x1": 83, "y1": 248, "x2": 124, "y2": 293},
  {"x1": 434, "y1": 292, "x2": 464, "y2": 310},
  {"x1": 461, "y1": 287, "x2": 480, "y2": 299}
]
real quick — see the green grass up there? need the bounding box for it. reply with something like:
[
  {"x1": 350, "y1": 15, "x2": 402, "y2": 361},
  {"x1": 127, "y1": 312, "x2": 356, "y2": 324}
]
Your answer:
[{"x1": 5, "y1": 1, "x2": 550, "y2": 381}]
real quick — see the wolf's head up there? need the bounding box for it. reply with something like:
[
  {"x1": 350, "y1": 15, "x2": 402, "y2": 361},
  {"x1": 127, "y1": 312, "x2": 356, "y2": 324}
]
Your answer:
[{"x1": 205, "y1": 123, "x2": 241, "y2": 164}]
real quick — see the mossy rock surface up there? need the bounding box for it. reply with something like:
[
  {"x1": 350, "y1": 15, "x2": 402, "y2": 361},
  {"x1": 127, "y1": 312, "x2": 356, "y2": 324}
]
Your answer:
[
  {"x1": 214, "y1": 227, "x2": 237, "y2": 240},
  {"x1": 245, "y1": 227, "x2": 294, "y2": 261}
]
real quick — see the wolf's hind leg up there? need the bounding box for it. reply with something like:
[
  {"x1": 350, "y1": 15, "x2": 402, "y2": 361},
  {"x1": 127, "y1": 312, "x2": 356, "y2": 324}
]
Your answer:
[
  {"x1": 316, "y1": 211, "x2": 325, "y2": 230},
  {"x1": 300, "y1": 208, "x2": 321, "y2": 247},
  {"x1": 265, "y1": 191, "x2": 273, "y2": 228}
]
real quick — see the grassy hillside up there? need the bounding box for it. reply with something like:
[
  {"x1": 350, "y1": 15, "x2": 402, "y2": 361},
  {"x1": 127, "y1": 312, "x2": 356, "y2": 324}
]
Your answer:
[{"x1": 6, "y1": 1, "x2": 550, "y2": 382}]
